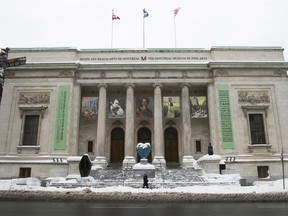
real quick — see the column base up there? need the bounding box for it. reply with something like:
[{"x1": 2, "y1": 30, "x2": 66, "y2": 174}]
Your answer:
[
  {"x1": 152, "y1": 156, "x2": 166, "y2": 168},
  {"x1": 92, "y1": 156, "x2": 107, "y2": 170},
  {"x1": 182, "y1": 155, "x2": 196, "y2": 168},
  {"x1": 122, "y1": 156, "x2": 136, "y2": 169}
]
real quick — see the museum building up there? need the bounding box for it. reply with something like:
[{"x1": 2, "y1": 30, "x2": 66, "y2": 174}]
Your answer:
[{"x1": 0, "y1": 47, "x2": 288, "y2": 183}]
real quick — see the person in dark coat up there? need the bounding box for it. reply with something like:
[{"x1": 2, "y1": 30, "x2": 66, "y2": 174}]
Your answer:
[{"x1": 143, "y1": 173, "x2": 149, "y2": 188}]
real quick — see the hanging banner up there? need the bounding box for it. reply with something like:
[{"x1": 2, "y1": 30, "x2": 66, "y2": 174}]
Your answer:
[
  {"x1": 54, "y1": 85, "x2": 70, "y2": 150},
  {"x1": 218, "y1": 85, "x2": 234, "y2": 149}
]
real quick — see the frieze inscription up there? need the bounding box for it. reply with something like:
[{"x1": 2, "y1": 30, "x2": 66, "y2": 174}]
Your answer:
[{"x1": 238, "y1": 91, "x2": 270, "y2": 104}]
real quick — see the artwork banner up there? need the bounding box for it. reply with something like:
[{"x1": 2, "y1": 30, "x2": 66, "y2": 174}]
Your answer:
[
  {"x1": 190, "y1": 96, "x2": 208, "y2": 118},
  {"x1": 81, "y1": 97, "x2": 98, "y2": 119},
  {"x1": 108, "y1": 97, "x2": 125, "y2": 118},
  {"x1": 136, "y1": 96, "x2": 153, "y2": 118},
  {"x1": 163, "y1": 96, "x2": 180, "y2": 118}
]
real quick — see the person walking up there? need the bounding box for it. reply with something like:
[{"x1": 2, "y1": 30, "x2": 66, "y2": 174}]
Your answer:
[{"x1": 143, "y1": 173, "x2": 149, "y2": 188}]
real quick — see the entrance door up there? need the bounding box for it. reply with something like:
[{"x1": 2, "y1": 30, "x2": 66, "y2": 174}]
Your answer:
[
  {"x1": 164, "y1": 127, "x2": 179, "y2": 162},
  {"x1": 137, "y1": 127, "x2": 152, "y2": 162},
  {"x1": 110, "y1": 128, "x2": 125, "y2": 163}
]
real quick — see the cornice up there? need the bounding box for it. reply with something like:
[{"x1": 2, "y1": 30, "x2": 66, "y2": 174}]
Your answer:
[
  {"x1": 7, "y1": 61, "x2": 288, "y2": 72},
  {"x1": 209, "y1": 61, "x2": 288, "y2": 69},
  {"x1": 77, "y1": 63, "x2": 209, "y2": 71},
  {"x1": 6, "y1": 62, "x2": 79, "y2": 70}
]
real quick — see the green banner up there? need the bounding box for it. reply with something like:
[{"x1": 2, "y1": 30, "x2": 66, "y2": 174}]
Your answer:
[
  {"x1": 218, "y1": 85, "x2": 234, "y2": 149},
  {"x1": 54, "y1": 85, "x2": 70, "y2": 150}
]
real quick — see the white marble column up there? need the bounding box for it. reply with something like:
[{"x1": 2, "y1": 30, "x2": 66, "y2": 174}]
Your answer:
[
  {"x1": 93, "y1": 83, "x2": 108, "y2": 168},
  {"x1": 69, "y1": 83, "x2": 81, "y2": 156},
  {"x1": 152, "y1": 83, "x2": 166, "y2": 168},
  {"x1": 122, "y1": 83, "x2": 136, "y2": 168},
  {"x1": 180, "y1": 84, "x2": 195, "y2": 167},
  {"x1": 207, "y1": 83, "x2": 218, "y2": 153}
]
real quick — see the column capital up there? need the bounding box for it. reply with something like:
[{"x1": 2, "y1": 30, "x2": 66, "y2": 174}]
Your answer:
[
  {"x1": 180, "y1": 83, "x2": 191, "y2": 88},
  {"x1": 125, "y1": 83, "x2": 135, "y2": 88},
  {"x1": 97, "y1": 83, "x2": 108, "y2": 88},
  {"x1": 152, "y1": 83, "x2": 163, "y2": 88}
]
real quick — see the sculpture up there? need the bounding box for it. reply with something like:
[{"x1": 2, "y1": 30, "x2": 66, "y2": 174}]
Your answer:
[
  {"x1": 136, "y1": 142, "x2": 151, "y2": 159},
  {"x1": 79, "y1": 154, "x2": 92, "y2": 177}
]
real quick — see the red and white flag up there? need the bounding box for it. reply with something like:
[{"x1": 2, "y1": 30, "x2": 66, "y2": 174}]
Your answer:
[
  {"x1": 173, "y1": 7, "x2": 181, "y2": 16},
  {"x1": 112, "y1": 10, "x2": 120, "y2": 20}
]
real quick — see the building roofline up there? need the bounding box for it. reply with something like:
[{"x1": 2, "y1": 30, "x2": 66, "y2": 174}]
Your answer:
[{"x1": 8, "y1": 46, "x2": 284, "y2": 53}]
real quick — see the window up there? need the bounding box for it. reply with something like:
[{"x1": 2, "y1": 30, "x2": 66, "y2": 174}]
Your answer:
[
  {"x1": 88, "y1": 141, "x2": 93, "y2": 153},
  {"x1": 257, "y1": 166, "x2": 269, "y2": 178},
  {"x1": 249, "y1": 114, "x2": 266, "y2": 144},
  {"x1": 22, "y1": 115, "x2": 39, "y2": 146},
  {"x1": 19, "y1": 168, "x2": 31, "y2": 178},
  {"x1": 18, "y1": 106, "x2": 47, "y2": 153},
  {"x1": 241, "y1": 106, "x2": 269, "y2": 148},
  {"x1": 195, "y1": 140, "x2": 202, "y2": 152}
]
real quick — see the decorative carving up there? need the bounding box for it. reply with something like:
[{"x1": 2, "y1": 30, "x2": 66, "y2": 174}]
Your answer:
[
  {"x1": 18, "y1": 92, "x2": 50, "y2": 104},
  {"x1": 182, "y1": 71, "x2": 188, "y2": 78},
  {"x1": 98, "y1": 83, "x2": 108, "y2": 88},
  {"x1": 208, "y1": 70, "x2": 214, "y2": 77},
  {"x1": 139, "y1": 120, "x2": 149, "y2": 127},
  {"x1": 166, "y1": 120, "x2": 176, "y2": 126},
  {"x1": 238, "y1": 91, "x2": 270, "y2": 104},
  {"x1": 180, "y1": 83, "x2": 190, "y2": 88},
  {"x1": 100, "y1": 71, "x2": 106, "y2": 78},
  {"x1": 19, "y1": 106, "x2": 48, "y2": 118},
  {"x1": 152, "y1": 83, "x2": 162, "y2": 88},
  {"x1": 127, "y1": 71, "x2": 133, "y2": 79},
  {"x1": 75, "y1": 71, "x2": 80, "y2": 78},
  {"x1": 241, "y1": 105, "x2": 269, "y2": 118},
  {"x1": 125, "y1": 83, "x2": 135, "y2": 88},
  {"x1": 155, "y1": 71, "x2": 160, "y2": 78},
  {"x1": 112, "y1": 121, "x2": 122, "y2": 127},
  {"x1": 214, "y1": 69, "x2": 229, "y2": 76},
  {"x1": 59, "y1": 71, "x2": 73, "y2": 77}
]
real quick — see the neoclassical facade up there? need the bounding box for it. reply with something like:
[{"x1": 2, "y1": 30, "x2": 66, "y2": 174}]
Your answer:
[{"x1": 0, "y1": 47, "x2": 288, "y2": 182}]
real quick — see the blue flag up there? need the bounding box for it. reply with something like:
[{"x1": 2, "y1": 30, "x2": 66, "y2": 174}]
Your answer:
[{"x1": 143, "y1": 8, "x2": 149, "y2": 18}]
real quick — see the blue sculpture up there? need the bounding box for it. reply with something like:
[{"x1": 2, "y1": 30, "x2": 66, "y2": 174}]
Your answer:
[{"x1": 136, "y1": 142, "x2": 151, "y2": 159}]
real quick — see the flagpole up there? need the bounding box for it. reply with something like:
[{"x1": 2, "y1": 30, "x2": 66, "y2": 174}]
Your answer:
[
  {"x1": 111, "y1": 10, "x2": 114, "y2": 48},
  {"x1": 143, "y1": 16, "x2": 145, "y2": 48},
  {"x1": 174, "y1": 15, "x2": 177, "y2": 48},
  {"x1": 111, "y1": 19, "x2": 114, "y2": 48},
  {"x1": 173, "y1": 7, "x2": 181, "y2": 48}
]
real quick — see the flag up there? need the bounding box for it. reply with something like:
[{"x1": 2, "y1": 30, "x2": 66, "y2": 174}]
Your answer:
[
  {"x1": 143, "y1": 8, "x2": 149, "y2": 18},
  {"x1": 112, "y1": 10, "x2": 120, "y2": 20},
  {"x1": 173, "y1": 7, "x2": 181, "y2": 16}
]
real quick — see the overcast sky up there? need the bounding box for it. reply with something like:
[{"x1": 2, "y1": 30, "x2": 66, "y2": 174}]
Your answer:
[{"x1": 1, "y1": 0, "x2": 288, "y2": 59}]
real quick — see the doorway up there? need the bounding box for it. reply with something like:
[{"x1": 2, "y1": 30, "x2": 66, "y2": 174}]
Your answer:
[
  {"x1": 164, "y1": 127, "x2": 179, "y2": 164},
  {"x1": 137, "y1": 127, "x2": 152, "y2": 162},
  {"x1": 110, "y1": 128, "x2": 125, "y2": 163}
]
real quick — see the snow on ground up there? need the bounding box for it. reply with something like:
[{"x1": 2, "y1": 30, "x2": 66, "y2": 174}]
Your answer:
[
  {"x1": 0, "y1": 176, "x2": 288, "y2": 194},
  {"x1": 1, "y1": 176, "x2": 288, "y2": 202}
]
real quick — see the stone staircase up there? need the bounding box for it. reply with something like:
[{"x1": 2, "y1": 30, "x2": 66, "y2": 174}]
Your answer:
[
  {"x1": 47, "y1": 166, "x2": 241, "y2": 189},
  {"x1": 88, "y1": 167, "x2": 237, "y2": 189}
]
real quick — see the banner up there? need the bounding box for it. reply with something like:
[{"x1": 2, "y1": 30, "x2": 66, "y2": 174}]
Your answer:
[
  {"x1": 218, "y1": 85, "x2": 234, "y2": 149},
  {"x1": 54, "y1": 85, "x2": 70, "y2": 150}
]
